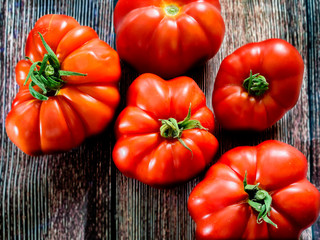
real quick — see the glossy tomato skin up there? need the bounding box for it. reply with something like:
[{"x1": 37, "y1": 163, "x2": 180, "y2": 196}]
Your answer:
[
  {"x1": 112, "y1": 73, "x2": 219, "y2": 187},
  {"x1": 188, "y1": 140, "x2": 320, "y2": 239},
  {"x1": 212, "y1": 39, "x2": 304, "y2": 131},
  {"x1": 6, "y1": 14, "x2": 121, "y2": 155},
  {"x1": 114, "y1": 0, "x2": 225, "y2": 79}
]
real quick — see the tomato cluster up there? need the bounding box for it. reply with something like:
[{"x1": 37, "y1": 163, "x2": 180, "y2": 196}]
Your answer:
[{"x1": 5, "y1": 1, "x2": 319, "y2": 239}]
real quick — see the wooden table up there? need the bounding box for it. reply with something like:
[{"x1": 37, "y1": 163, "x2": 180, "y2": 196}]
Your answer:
[{"x1": 0, "y1": 0, "x2": 319, "y2": 239}]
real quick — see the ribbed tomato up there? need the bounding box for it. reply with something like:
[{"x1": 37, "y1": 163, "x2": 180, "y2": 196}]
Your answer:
[
  {"x1": 212, "y1": 39, "x2": 304, "y2": 131},
  {"x1": 6, "y1": 14, "x2": 121, "y2": 155},
  {"x1": 188, "y1": 140, "x2": 320, "y2": 239},
  {"x1": 113, "y1": 73, "x2": 219, "y2": 187},
  {"x1": 114, "y1": 0, "x2": 225, "y2": 78}
]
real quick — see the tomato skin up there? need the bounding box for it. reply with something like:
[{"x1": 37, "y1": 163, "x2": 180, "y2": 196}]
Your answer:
[
  {"x1": 188, "y1": 140, "x2": 320, "y2": 240},
  {"x1": 5, "y1": 14, "x2": 121, "y2": 155},
  {"x1": 15, "y1": 60, "x2": 32, "y2": 86},
  {"x1": 112, "y1": 73, "x2": 219, "y2": 187},
  {"x1": 25, "y1": 14, "x2": 80, "y2": 61},
  {"x1": 114, "y1": 0, "x2": 225, "y2": 79},
  {"x1": 212, "y1": 39, "x2": 304, "y2": 131}
]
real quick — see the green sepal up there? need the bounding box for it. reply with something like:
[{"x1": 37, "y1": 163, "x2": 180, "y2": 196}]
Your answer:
[
  {"x1": 29, "y1": 82, "x2": 48, "y2": 101},
  {"x1": 25, "y1": 56, "x2": 35, "y2": 64},
  {"x1": 159, "y1": 104, "x2": 207, "y2": 155},
  {"x1": 50, "y1": 76, "x2": 65, "y2": 83},
  {"x1": 244, "y1": 171, "x2": 278, "y2": 228},
  {"x1": 257, "y1": 204, "x2": 267, "y2": 220},
  {"x1": 160, "y1": 119, "x2": 177, "y2": 138},
  {"x1": 24, "y1": 61, "x2": 41, "y2": 85},
  {"x1": 178, "y1": 138, "x2": 193, "y2": 157},
  {"x1": 59, "y1": 70, "x2": 87, "y2": 76},
  {"x1": 38, "y1": 54, "x2": 49, "y2": 75},
  {"x1": 38, "y1": 32, "x2": 60, "y2": 68},
  {"x1": 243, "y1": 70, "x2": 269, "y2": 96},
  {"x1": 179, "y1": 105, "x2": 192, "y2": 123},
  {"x1": 262, "y1": 215, "x2": 278, "y2": 228},
  {"x1": 47, "y1": 76, "x2": 63, "y2": 88},
  {"x1": 23, "y1": 33, "x2": 86, "y2": 101},
  {"x1": 247, "y1": 200, "x2": 262, "y2": 212},
  {"x1": 178, "y1": 105, "x2": 208, "y2": 131},
  {"x1": 39, "y1": 75, "x2": 60, "y2": 89},
  {"x1": 30, "y1": 74, "x2": 47, "y2": 94}
]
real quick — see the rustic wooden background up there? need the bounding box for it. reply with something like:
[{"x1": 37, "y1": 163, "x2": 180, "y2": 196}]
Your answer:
[{"x1": 0, "y1": 0, "x2": 319, "y2": 239}]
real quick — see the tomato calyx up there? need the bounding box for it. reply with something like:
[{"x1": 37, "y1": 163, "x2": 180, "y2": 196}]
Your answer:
[
  {"x1": 243, "y1": 70, "x2": 269, "y2": 96},
  {"x1": 164, "y1": 4, "x2": 180, "y2": 16},
  {"x1": 24, "y1": 32, "x2": 86, "y2": 101},
  {"x1": 243, "y1": 171, "x2": 278, "y2": 228},
  {"x1": 159, "y1": 105, "x2": 207, "y2": 154}
]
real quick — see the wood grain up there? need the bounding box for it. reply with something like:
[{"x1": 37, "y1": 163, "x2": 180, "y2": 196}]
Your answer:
[
  {"x1": 0, "y1": 0, "x2": 319, "y2": 239},
  {"x1": 307, "y1": 0, "x2": 320, "y2": 238}
]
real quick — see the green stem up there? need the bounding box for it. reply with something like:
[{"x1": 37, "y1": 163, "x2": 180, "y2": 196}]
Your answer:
[
  {"x1": 164, "y1": 4, "x2": 180, "y2": 16},
  {"x1": 243, "y1": 70, "x2": 269, "y2": 96},
  {"x1": 159, "y1": 105, "x2": 207, "y2": 155},
  {"x1": 24, "y1": 32, "x2": 86, "y2": 101},
  {"x1": 45, "y1": 65, "x2": 55, "y2": 76},
  {"x1": 243, "y1": 171, "x2": 278, "y2": 228}
]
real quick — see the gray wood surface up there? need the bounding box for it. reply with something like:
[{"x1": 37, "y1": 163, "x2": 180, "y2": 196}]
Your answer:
[{"x1": 0, "y1": 0, "x2": 319, "y2": 239}]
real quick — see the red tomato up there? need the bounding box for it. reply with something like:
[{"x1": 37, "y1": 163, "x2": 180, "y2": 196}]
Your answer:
[
  {"x1": 6, "y1": 14, "x2": 121, "y2": 155},
  {"x1": 188, "y1": 140, "x2": 320, "y2": 239},
  {"x1": 112, "y1": 73, "x2": 219, "y2": 187},
  {"x1": 114, "y1": 0, "x2": 225, "y2": 78},
  {"x1": 212, "y1": 39, "x2": 304, "y2": 131}
]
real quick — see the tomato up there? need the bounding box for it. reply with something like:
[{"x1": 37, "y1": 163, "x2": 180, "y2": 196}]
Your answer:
[
  {"x1": 212, "y1": 39, "x2": 304, "y2": 131},
  {"x1": 6, "y1": 14, "x2": 121, "y2": 155},
  {"x1": 112, "y1": 73, "x2": 219, "y2": 187},
  {"x1": 114, "y1": 0, "x2": 225, "y2": 79},
  {"x1": 188, "y1": 140, "x2": 320, "y2": 239}
]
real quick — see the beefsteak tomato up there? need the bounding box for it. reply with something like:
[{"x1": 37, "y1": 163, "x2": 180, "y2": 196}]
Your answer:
[
  {"x1": 212, "y1": 39, "x2": 304, "y2": 131},
  {"x1": 6, "y1": 14, "x2": 121, "y2": 155},
  {"x1": 114, "y1": 0, "x2": 225, "y2": 78},
  {"x1": 112, "y1": 73, "x2": 219, "y2": 187},
  {"x1": 188, "y1": 140, "x2": 320, "y2": 239}
]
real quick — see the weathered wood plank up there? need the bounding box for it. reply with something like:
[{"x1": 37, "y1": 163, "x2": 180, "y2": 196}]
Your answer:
[
  {"x1": 0, "y1": 0, "x2": 116, "y2": 239},
  {"x1": 0, "y1": 0, "x2": 318, "y2": 239},
  {"x1": 307, "y1": 0, "x2": 320, "y2": 239}
]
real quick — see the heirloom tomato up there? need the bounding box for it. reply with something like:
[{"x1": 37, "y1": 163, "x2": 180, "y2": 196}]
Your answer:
[
  {"x1": 112, "y1": 73, "x2": 219, "y2": 187},
  {"x1": 6, "y1": 14, "x2": 121, "y2": 155},
  {"x1": 212, "y1": 39, "x2": 304, "y2": 131},
  {"x1": 114, "y1": 0, "x2": 225, "y2": 78},
  {"x1": 188, "y1": 140, "x2": 320, "y2": 239}
]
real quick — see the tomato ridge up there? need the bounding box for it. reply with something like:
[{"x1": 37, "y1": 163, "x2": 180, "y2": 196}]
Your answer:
[{"x1": 56, "y1": 96, "x2": 87, "y2": 142}]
